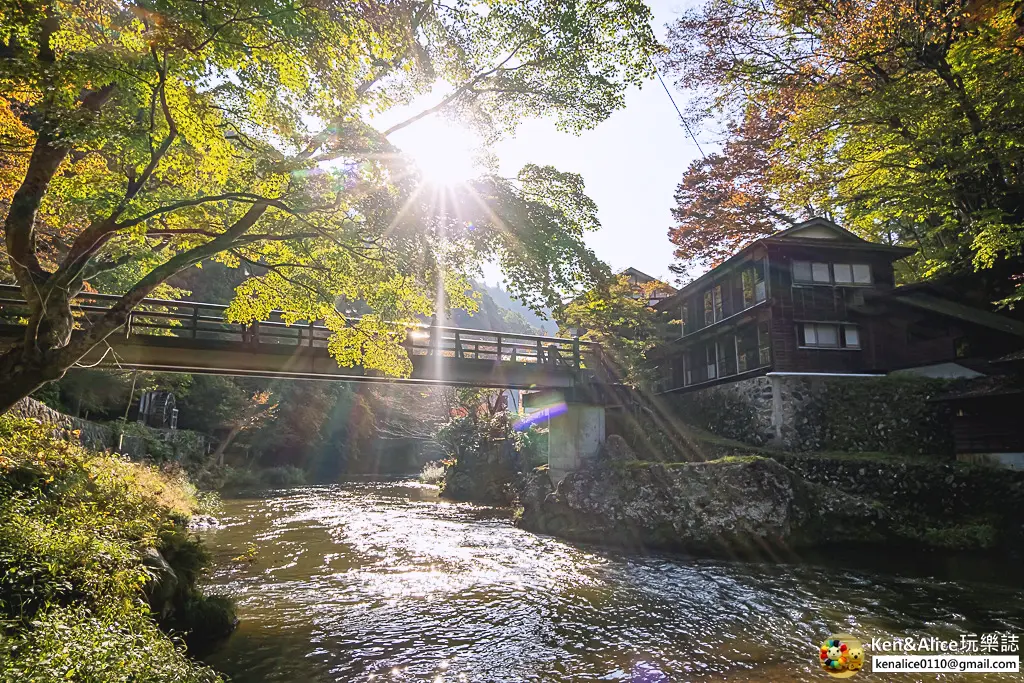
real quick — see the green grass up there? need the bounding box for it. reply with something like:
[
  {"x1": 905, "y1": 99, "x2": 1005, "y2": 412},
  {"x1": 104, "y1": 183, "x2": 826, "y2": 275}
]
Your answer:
[{"x1": 0, "y1": 414, "x2": 224, "y2": 682}]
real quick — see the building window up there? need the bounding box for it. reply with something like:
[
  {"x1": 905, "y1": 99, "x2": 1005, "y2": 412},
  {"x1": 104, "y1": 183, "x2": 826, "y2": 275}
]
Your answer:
[
  {"x1": 706, "y1": 345, "x2": 717, "y2": 380},
  {"x1": 955, "y1": 337, "x2": 970, "y2": 358},
  {"x1": 794, "y1": 261, "x2": 872, "y2": 285},
  {"x1": 758, "y1": 322, "x2": 771, "y2": 366},
  {"x1": 793, "y1": 260, "x2": 812, "y2": 283},
  {"x1": 736, "y1": 327, "x2": 757, "y2": 372},
  {"x1": 833, "y1": 263, "x2": 853, "y2": 284},
  {"x1": 800, "y1": 323, "x2": 861, "y2": 349},
  {"x1": 680, "y1": 302, "x2": 689, "y2": 337},
  {"x1": 741, "y1": 261, "x2": 767, "y2": 307},
  {"x1": 704, "y1": 285, "x2": 724, "y2": 325},
  {"x1": 843, "y1": 325, "x2": 860, "y2": 348},
  {"x1": 793, "y1": 260, "x2": 831, "y2": 284},
  {"x1": 718, "y1": 339, "x2": 735, "y2": 376},
  {"x1": 834, "y1": 263, "x2": 872, "y2": 284}
]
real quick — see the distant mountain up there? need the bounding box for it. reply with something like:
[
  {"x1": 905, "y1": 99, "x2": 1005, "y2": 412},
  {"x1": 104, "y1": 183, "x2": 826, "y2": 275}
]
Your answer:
[
  {"x1": 447, "y1": 284, "x2": 548, "y2": 335},
  {"x1": 475, "y1": 281, "x2": 558, "y2": 335}
]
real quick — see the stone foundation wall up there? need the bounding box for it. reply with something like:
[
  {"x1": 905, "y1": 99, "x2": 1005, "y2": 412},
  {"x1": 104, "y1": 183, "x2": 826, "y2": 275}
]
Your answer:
[
  {"x1": 670, "y1": 376, "x2": 776, "y2": 446},
  {"x1": 8, "y1": 397, "x2": 208, "y2": 462},
  {"x1": 10, "y1": 397, "x2": 115, "y2": 450},
  {"x1": 670, "y1": 374, "x2": 955, "y2": 456}
]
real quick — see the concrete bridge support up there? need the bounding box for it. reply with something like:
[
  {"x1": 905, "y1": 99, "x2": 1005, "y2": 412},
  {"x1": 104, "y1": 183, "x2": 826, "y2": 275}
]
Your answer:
[{"x1": 546, "y1": 403, "x2": 606, "y2": 483}]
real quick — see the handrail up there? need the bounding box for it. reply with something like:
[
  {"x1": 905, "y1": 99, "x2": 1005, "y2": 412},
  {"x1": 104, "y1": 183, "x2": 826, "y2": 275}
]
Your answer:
[
  {"x1": 0, "y1": 284, "x2": 590, "y2": 345},
  {"x1": 0, "y1": 284, "x2": 600, "y2": 369}
]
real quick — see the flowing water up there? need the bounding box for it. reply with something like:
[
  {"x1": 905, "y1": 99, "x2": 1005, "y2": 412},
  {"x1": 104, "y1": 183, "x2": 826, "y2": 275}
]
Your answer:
[{"x1": 199, "y1": 481, "x2": 1024, "y2": 682}]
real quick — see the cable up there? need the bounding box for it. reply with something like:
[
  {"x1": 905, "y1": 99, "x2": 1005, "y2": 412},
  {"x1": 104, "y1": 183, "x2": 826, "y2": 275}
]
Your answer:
[{"x1": 650, "y1": 57, "x2": 706, "y2": 159}]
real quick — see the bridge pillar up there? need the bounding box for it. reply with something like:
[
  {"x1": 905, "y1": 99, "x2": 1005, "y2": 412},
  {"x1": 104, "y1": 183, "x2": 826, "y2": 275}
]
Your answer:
[{"x1": 546, "y1": 402, "x2": 606, "y2": 483}]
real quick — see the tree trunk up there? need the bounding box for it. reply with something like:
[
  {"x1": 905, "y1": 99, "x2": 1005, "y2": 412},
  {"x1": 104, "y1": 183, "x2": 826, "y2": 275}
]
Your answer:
[{"x1": 0, "y1": 349, "x2": 62, "y2": 415}]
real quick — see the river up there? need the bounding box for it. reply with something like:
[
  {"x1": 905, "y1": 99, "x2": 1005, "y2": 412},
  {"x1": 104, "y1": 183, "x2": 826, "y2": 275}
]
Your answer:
[{"x1": 199, "y1": 481, "x2": 1024, "y2": 682}]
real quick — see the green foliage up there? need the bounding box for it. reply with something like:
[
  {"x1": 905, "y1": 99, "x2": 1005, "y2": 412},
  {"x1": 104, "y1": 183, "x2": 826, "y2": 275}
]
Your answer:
[
  {"x1": 556, "y1": 274, "x2": 666, "y2": 386},
  {"x1": 0, "y1": 0, "x2": 659, "y2": 409},
  {"x1": 175, "y1": 375, "x2": 255, "y2": 436},
  {"x1": 0, "y1": 604, "x2": 220, "y2": 683},
  {"x1": 217, "y1": 465, "x2": 306, "y2": 490},
  {"x1": 436, "y1": 390, "x2": 540, "y2": 504},
  {"x1": 259, "y1": 465, "x2": 307, "y2": 488},
  {"x1": 419, "y1": 460, "x2": 446, "y2": 486},
  {"x1": 899, "y1": 520, "x2": 1001, "y2": 551},
  {"x1": 666, "y1": 0, "x2": 1024, "y2": 301},
  {"x1": 115, "y1": 420, "x2": 208, "y2": 466},
  {"x1": 0, "y1": 414, "x2": 223, "y2": 681}
]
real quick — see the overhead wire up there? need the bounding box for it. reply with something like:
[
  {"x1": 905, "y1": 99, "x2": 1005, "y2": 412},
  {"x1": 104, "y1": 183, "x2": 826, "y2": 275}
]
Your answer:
[{"x1": 649, "y1": 56, "x2": 706, "y2": 159}]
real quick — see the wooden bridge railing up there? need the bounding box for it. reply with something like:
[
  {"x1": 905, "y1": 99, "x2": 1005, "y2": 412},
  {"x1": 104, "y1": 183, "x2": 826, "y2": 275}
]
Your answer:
[{"x1": 0, "y1": 285, "x2": 601, "y2": 372}]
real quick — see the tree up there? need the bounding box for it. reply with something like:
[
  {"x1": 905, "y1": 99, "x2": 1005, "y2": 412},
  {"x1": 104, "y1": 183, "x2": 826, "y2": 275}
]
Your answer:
[
  {"x1": 668, "y1": 104, "x2": 805, "y2": 275},
  {"x1": 555, "y1": 274, "x2": 664, "y2": 385},
  {"x1": 0, "y1": 0, "x2": 658, "y2": 412},
  {"x1": 665, "y1": 0, "x2": 1024, "y2": 299}
]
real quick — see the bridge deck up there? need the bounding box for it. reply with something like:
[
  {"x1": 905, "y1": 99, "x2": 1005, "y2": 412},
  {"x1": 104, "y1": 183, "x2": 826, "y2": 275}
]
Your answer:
[{"x1": 0, "y1": 286, "x2": 601, "y2": 389}]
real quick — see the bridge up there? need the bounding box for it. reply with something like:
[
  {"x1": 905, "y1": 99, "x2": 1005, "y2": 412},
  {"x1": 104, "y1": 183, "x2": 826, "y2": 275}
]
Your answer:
[
  {"x1": 0, "y1": 285, "x2": 620, "y2": 480},
  {"x1": 0, "y1": 285, "x2": 604, "y2": 390}
]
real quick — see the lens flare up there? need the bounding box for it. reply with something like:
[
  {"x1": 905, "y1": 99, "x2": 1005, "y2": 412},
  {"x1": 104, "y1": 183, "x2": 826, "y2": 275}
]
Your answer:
[{"x1": 514, "y1": 396, "x2": 567, "y2": 431}]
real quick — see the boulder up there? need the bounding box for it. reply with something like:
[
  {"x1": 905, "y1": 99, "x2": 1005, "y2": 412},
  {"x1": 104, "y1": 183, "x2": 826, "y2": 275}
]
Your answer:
[
  {"x1": 519, "y1": 456, "x2": 888, "y2": 555},
  {"x1": 142, "y1": 547, "x2": 179, "y2": 619},
  {"x1": 594, "y1": 434, "x2": 637, "y2": 466}
]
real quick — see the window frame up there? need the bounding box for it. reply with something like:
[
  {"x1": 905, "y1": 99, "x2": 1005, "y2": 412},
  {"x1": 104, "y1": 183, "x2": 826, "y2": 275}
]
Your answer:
[
  {"x1": 792, "y1": 260, "x2": 812, "y2": 283},
  {"x1": 792, "y1": 260, "x2": 874, "y2": 286},
  {"x1": 852, "y1": 264, "x2": 872, "y2": 284},
  {"x1": 798, "y1": 322, "x2": 862, "y2": 350},
  {"x1": 705, "y1": 345, "x2": 717, "y2": 380},
  {"x1": 811, "y1": 262, "x2": 830, "y2": 283}
]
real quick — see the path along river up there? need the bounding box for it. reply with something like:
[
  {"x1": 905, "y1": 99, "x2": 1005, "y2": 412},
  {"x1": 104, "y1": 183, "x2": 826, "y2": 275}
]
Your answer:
[{"x1": 199, "y1": 481, "x2": 1024, "y2": 682}]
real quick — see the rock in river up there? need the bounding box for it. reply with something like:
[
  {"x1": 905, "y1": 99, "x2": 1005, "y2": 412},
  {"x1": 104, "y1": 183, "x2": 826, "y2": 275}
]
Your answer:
[{"x1": 520, "y1": 440, "x2": 887, "y2": 555}]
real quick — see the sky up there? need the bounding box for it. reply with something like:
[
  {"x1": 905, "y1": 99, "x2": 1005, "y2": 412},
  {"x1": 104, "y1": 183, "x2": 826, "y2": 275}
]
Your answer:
[{"x1": 387, "y1": 0, "x2": 708, "y2": 288}]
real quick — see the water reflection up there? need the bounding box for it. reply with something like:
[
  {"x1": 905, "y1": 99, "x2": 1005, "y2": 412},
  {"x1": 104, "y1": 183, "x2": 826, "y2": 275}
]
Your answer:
[{"x1": 199, "y1": 482, "x2": 1024, "y2": 682}]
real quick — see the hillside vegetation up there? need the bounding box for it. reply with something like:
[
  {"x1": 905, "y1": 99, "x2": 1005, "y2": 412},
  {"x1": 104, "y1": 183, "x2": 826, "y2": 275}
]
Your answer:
[{"x1": 0, "y1": 415, "x2": 226, "y2": 682}]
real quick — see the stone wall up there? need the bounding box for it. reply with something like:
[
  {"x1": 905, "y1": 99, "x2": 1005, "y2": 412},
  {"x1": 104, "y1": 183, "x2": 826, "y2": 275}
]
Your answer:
[
  {"x1": 8, "y1": 397, "x2": 208, "y2": 462},
  {"x1": 770, "y1": 453, "x2": 1024, "y2": 552},
  {"x1": 10, "y1": 397, "x2": 115, "y2": 450},
  {"x1": 670, "y1": 374, "x2": 955, "y2": 456},
  {"x1": 671, "y1": 376, "x2": 775, "y2": 446}
]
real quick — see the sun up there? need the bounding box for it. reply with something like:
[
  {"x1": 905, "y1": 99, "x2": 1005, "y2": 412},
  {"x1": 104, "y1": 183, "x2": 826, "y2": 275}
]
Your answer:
[{"x1": 395, "y1": 118, "x2": 480, "y2": 186}]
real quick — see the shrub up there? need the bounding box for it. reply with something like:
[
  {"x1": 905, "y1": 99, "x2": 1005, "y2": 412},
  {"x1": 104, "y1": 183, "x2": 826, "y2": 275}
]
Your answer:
[
  {"x1": 217, "y1": 465, "x2": 306, "y2": 490},
  {"x1": 218, "y1": 466, "x2": 262, "y2": 490},
  {"x1": 0, "y1": 414, "x2": 225, "y2": 681},
  {"x1": 0, "y1": 604, "x2": 220, "y2": 683},
  {"x1": 259, "y1": 465, "x2": 306, "y2": 487},
  {"x1": 419, "y1": 460, "x2": 446, "y2": 485}
]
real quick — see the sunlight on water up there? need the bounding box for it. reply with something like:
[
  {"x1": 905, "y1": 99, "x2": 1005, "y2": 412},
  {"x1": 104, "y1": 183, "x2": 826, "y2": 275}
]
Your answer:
[{"x1": 199, "y1": 482, "x2": 1024, "y2": 682}]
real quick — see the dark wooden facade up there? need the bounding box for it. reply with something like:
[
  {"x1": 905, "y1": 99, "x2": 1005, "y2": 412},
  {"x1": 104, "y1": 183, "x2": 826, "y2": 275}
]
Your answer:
[
  {"x1": 653, "y1": 219, "x2": 916, "y2": 391},
  {"x1": 933, "y1": 354, "x2": 1024, "y2": 462},
  {"x1": 652, "y1": 219, "x2": 1024, "y2": 393}
]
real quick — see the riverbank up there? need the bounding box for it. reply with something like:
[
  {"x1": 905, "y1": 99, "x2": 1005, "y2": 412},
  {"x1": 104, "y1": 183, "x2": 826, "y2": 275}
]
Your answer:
[
  {"x1": 519, "y1": 434, "x2": 1024, "y2": 558},
  {"x1": 0, "y1": 414, "x2": 234, "y2": 682}
]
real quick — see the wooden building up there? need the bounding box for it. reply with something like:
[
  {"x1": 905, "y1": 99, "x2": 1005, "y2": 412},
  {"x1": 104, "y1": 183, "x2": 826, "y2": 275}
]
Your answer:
[
  {"x1": 932, "y1": 352, "x2": 1024, "y2": 469},
  {"x1": 652, "y1": 218, "x2": 1024, "y2": 392}
]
